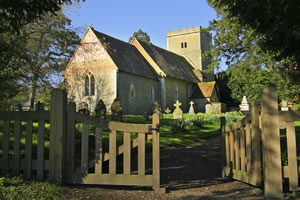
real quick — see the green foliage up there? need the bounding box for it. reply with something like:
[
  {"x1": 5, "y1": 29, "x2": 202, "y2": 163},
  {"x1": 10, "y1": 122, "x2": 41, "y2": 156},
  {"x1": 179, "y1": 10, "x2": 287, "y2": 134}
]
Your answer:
[
  {"x1": 204, "y1": 2, "x2": 300, "y2": 103},
  {"x1": 207, "y1": 0, "x2": 300, "y2": 68},
  {"x1": 0, "y1": 0, "x2": 83, "y2": 32},
  {"x1": 0, "y1": 11, "x2": 81, "y2": 110},
  {"x1": 128, "y1": 29, "x2": 151, "y2": 44},
  {"x1": 0, "y1": 176, "x2": 63, "y2": 200}
]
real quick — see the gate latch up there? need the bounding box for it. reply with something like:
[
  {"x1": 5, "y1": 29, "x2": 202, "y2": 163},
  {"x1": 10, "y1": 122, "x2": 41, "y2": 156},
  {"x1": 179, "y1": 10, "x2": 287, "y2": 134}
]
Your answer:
[{"x1": 148, "y1": 124, "x2": 160, "y2": 133}]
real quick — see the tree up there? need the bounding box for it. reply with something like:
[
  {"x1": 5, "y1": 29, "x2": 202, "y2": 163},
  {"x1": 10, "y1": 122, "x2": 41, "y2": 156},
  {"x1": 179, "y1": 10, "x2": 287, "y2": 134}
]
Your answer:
[
  {"x1": 207, "y1": 0, "x2": 300, "y2": 69},
  {"x1": 0, "y1": 11, "x2": 80, "y2": 110},
  {"x1": 128, "y1": 29, "x2": 151, "y2": 44},
  {"x1": 21, "y1": 11, "x2": 80, "y2": 109},
  {"x1": 204, "y1": 1, "x2": 300, "y2": 103},
  {"x1": 0, "y1": 0, "x2": 83, "y2": 32}
]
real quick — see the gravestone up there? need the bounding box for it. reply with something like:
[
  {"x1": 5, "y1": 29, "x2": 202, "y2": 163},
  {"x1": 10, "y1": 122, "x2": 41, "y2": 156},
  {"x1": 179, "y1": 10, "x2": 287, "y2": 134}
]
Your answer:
[
  {"x1": 17, "y1": 104, "x2": 23, "y2": 111},
  {"x1": 152, "y1": 101, "x2": 163, "y2": 119},
  {"x1": 281, "y1": 100, "x2": 289, "y2": 111},
  {"x1": 35, "y1": 101, "x2": 42, "y2": 111},
  {"x1": 188, "y1": 101, "x2": 195, "y2": 114},
  {"x1": 95, "y1": 99, "x2": 106, "y2": 119},
  {"x1": 143, "y1": 112, "x2": 149, "y2": 121},
  {"x1": 205, "y1": 104, "x2": 213, "y2": 114},
  {"x1": 165, "y1": 107, "x2": 171, "y2": 114},
  {"x1": 111, "y1": 98, "x2": 122, "y2": 121},
  {"x1": 79, "y1": 102, "x2": 90, "y2": 115},
  {"x1": 173, "y1": 100, "x2": 183, "y2": 119},
  {"x1": 239, "y1": 96, "x2": 249, "y2": 111}
]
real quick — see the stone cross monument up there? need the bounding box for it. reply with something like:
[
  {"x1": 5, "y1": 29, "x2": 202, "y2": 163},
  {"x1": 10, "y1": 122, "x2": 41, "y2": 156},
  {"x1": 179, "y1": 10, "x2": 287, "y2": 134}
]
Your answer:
[
  {"x1": 173, "y1": 100, "x2": 183, "y2": 119},
  {"x1": 188, "y1": 101, "x2": 195, "y2": 114}
]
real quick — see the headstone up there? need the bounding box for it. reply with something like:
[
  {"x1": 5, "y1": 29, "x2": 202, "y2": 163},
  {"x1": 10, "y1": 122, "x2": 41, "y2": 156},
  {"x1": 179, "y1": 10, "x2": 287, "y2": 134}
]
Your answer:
[
  {"x1": 79, "y1": 102, "x2": 90, "y2": 115},
  {"x1": 173, "y1": 100, "x2": 183, "y2": 119},
  {"x1": 35, "y1": 101, "x2": 42, "y2": 111},
  {"x1": 205, "y1": 104, "x2": 213, "y2": 114},
  {"x1": 281, "y1": 100, "x2": 289, "y2": 111},
  {"x1": 152, "y1": 101, "x2": 163, "y2": 119},
  {"x1": 95, "y1": 99, "x2": 106, "y2": 119},
  {"x1": 111, "y1": 98, "x2": 122, "y2": 121},
  {"x1": 188, "y1": 101, "x2": 195, "y2": 114},
  {"x1": 165, "y1": 107, "x2": 171, "y2": 114},
  {"x1": 17, "y1": 103, "x2": 23, "y2": 111},
  {"x1": 40, "y1": 103, "x2": 45, "y2": 111},
  {"x1": 143, "y1": 112, "x2": 149, "y2": 121},
  {"x1": 239, "y1": 96, "x2": 249, "y2": 111}
]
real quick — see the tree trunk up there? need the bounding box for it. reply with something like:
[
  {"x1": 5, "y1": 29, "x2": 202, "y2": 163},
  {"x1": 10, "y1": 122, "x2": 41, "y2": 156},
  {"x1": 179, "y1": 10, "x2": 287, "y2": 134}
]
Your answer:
[{"x1": 28, "y1": 79, "x2": 38, "y2": 110}]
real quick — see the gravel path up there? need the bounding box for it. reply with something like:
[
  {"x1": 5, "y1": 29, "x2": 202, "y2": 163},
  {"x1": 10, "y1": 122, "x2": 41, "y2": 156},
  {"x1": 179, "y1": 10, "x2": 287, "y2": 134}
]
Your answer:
[{"x1": 62, "y1": 137, "x2": 263, "y2": 199}]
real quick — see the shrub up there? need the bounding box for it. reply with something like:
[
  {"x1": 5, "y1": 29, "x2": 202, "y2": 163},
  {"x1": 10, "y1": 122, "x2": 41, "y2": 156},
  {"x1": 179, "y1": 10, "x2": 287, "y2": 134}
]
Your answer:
[
  {"x1": 171, "y1": 119, "x2": 193, "y2": 132},
  {"x1": 224, "y1": 111, "x2": 244, "y2": 124}
]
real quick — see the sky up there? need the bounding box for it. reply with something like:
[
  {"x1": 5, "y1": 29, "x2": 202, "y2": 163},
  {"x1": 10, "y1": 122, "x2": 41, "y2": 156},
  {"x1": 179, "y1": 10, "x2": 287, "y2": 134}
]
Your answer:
[{"x1": 65, "y1": 0, "x2": 217, "y2": 49}]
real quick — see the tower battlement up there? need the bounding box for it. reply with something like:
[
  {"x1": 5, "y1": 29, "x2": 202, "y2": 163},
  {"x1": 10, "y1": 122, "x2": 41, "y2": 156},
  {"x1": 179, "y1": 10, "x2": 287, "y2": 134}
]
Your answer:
[{"x1": 167, "y1": 26, "x2": 211, "y2": 38}]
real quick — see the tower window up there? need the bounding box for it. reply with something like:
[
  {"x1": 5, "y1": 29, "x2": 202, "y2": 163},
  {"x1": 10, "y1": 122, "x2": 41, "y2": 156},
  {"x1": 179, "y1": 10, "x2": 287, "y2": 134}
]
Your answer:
[{"x1": 181, "y1": 42, "x2": 187, "y2": 48}]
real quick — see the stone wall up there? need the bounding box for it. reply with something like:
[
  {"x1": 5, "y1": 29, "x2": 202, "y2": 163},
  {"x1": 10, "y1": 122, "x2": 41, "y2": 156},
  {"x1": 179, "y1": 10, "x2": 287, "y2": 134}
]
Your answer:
[
  {"x1": 163, "y1": 77, "x2": 193, "y2": 112},
  {"x1": 118, "y1": 72, "x2": 159, "y2": 114},
  {"x1": 65, "y1": 28, "x2": 117, "y2": 113}
]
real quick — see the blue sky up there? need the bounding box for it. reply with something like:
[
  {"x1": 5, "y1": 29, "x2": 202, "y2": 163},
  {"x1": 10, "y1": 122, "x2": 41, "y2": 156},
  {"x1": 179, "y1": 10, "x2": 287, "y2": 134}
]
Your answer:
[{"x1": 66, "y1": 0, "x2": 217, "y2": 49}]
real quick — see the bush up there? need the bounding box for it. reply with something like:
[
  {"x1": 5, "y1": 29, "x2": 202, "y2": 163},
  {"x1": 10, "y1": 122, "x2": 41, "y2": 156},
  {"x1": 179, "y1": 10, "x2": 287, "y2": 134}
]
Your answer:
[
  {"x1": 224, "y1": 111, "x2": 244, "y2": 123},
  {"x1": 171, "y1": 119, "x2": 193, "y2": 132}
]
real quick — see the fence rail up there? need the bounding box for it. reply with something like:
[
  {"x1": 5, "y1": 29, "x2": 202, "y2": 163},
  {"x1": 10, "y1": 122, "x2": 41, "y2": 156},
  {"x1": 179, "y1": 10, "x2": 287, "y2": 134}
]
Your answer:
[
  {"x1": 221, "y1": 101, "x2": 261, "y2": 187},
  {"x1": 0, "y1": 89, "x2": 163, "y2": 192},
  {"x1": 221, "y1": 87, "x2": 300, "y2": 198}
]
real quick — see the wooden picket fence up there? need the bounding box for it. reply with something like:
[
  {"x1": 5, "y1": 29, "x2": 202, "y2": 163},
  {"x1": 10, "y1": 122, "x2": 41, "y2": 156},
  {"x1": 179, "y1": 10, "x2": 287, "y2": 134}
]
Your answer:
[
  {"x1": 0, "y1": 89, "x2": 163, "y2": 192},
  {"x1": 221, "y1": 87, "x2": 300, "y2": 198}
]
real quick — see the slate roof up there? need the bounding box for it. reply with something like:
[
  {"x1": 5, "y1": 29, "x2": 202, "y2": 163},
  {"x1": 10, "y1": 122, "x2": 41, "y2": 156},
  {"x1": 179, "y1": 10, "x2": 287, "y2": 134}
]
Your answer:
[
  {"x1": 137, "y1": 40, "x2": 199, "y2": 83},
  {"x1": 92, "y1": 29, "x2": 158, "y2": 80}
]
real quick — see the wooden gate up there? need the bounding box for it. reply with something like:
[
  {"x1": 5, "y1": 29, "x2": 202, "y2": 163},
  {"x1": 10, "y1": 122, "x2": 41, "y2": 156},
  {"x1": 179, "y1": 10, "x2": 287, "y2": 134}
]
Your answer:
[
  {"x1": 221, "y1": 87, "x2": 300, "y2": 198},
  {"x1": 64, "y1": 103, "x2": 162, "y2": 192},
  {"x1": 0, "y1": 89, "x2": 163, "y2": 192}
]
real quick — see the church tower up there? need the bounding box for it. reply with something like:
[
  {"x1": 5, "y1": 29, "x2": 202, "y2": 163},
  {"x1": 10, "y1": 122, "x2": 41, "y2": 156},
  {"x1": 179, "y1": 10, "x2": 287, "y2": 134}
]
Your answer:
[{"x1": 167, "y1": 26, "x2": 214, "y2": 81}]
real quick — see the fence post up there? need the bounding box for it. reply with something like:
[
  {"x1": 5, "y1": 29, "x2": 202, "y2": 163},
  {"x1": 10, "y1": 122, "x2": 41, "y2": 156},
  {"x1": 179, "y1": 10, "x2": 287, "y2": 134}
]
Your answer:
[
  {"x1": 152, "y1": 113, "x2": 162, "y2": 192},
  {"x1": 250, "y1": 101, "x2": 262, "y2": 186},
  {"x1": 65, "y1": 102, "x2": 76, "y2": 183},
  {"x1": 220, "y1": 117, "x2": 226, "y2": 178},
  {"x1": 49, "y1": 89, "x2": 67, "y2": 184},
  {"x1": 261, "y1": 87, "x2": 282, "y2": 198}
]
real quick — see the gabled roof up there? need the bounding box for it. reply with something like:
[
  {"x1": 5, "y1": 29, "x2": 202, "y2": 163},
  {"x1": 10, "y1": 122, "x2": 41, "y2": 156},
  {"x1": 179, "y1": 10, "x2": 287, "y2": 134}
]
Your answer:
[
  {"x1": 190, "y1": 81, "x2": 217, "y2": 99},
  {"x1": 197, "y1": 81, "x2": 217, "y2": 98},
  {"x1": 92, "y1": 29, "x2": 158, "y2": 80},
  {"x1": 134, "y1": 40, "x2": 199, "y2": 83}
]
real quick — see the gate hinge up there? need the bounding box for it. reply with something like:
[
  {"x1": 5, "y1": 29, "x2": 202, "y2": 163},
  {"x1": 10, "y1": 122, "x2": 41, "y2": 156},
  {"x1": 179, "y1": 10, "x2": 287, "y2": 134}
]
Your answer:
[{"x1": 148, "y1": 124, "x2": 160, "y2": 133}]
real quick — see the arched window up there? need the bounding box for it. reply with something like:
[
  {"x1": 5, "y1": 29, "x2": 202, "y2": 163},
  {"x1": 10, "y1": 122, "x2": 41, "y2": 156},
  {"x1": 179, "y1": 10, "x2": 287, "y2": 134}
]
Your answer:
[
  {"x1": 84, "y1": 73, "x2": 95, "y2": 96},
  {"x1": 85, "y1": 76, "x2": 89, "y2": 96},
  {"x1": 174, "y1": 86, "x2": 179, "y2": 101},
  {"x1": 181, "y1": 42, "x2": 184, "y2": 48},
  {"x1": 130, "y1": 83, "x2": 135, "y2": 98},
  {"x1": 150, "y1": 87, "x2": 154, "y2": 101},
  {"x1": 184, "y1": 42, "x2": 187, "y2": 48},
  {"x1": 90, "y1": 75, "x2": 95, "y2": 96}
]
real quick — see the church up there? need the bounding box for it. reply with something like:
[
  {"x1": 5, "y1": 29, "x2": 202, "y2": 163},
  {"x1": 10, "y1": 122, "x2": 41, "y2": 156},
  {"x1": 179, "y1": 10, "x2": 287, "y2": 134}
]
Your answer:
[{"x1": 64, "y1": 25, "x2": 219, "y2": 114}]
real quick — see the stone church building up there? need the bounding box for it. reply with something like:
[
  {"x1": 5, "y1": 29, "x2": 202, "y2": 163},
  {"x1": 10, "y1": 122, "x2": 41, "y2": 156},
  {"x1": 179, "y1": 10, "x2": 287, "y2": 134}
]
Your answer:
[{"x1": 64, "y1": 25, "x2": 219, "y2": 114}]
